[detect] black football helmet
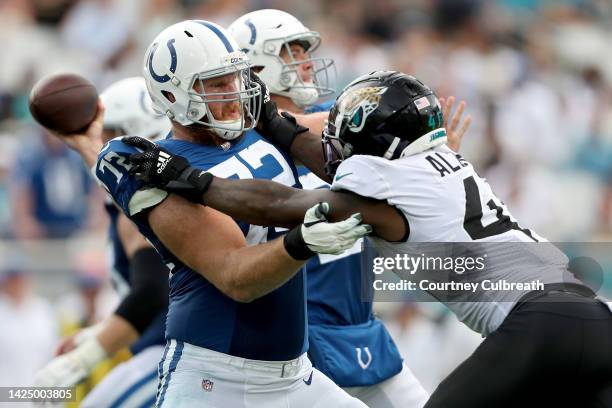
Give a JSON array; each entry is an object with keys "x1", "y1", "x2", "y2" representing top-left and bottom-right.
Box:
[{"x1": 323, "y1": 71, "x2": 447, "y2": 176}]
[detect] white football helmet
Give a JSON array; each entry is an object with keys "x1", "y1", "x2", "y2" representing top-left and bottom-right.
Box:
[
  {"x1": 228, "y1": 10, "x2": 335, "y2": 108},
  {"x1": 100, "y1": 77, "x2": 171, "y2": 141},
  {"x1": 143, "y1": 20, "x2": 261, "y2": 140}
]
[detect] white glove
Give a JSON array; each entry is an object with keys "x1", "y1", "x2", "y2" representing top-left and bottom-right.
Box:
[
  {"x1": 34, "y1": 337, "x2": 106, "y2": 387},
  {"x1": 55, "y1": 322, "x2": 105, "y2": 357},
  {"x1": 303, "y1": 202, "x2": 370, "y2": 254},
  {"x1": 284, "y1": 202, "x2": 371, "y2": 259}
]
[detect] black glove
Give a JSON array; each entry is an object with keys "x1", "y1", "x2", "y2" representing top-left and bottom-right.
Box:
[
  {"x1": 122, "y1": 136, "x2": 213, "y2": 204},
  {"x1": 251, "y1": 72, "x2": 309, "y2": 152}
]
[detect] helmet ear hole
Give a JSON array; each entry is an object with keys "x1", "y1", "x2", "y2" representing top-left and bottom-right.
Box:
[
  {"x1": 161, "y1": 91, "x2": 176, "y2": 103},
  {"x1": 342, "y1": 143, "x2": 353, "y2": 157},
  {"x1": 280, "y1": 73, "x2": 292, "y2": 87}
]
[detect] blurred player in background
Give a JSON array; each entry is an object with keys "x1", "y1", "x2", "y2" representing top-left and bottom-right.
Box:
[
  {"x1": 93, "y1": 20, "x2": 369, "y2": 407},
  {"x1": 0, "y1": 261, "x2": 57, "y2": 395},
  {"x1": 10, "y1": 127, "x2": 95, "y2": 240},
  {"x1": 35, "y1": 77, "x2": 171, "y2": 408},
  {"x1": 229, "y1": 10, "x2": 471, "y2": 407}
]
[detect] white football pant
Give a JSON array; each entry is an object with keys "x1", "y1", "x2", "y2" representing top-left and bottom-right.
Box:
[{"x1": 155, "y1": 340, "x2": 367, "y2": 408}]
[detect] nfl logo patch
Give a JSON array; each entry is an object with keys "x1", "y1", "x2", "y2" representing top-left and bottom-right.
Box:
[{"x1": 201, "y1": 379, "x2": 214, "y2": 392}]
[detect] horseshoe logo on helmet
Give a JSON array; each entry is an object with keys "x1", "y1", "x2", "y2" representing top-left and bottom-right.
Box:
[{"x1": 147, "y1": 38, "x2": 178, "y2": 83}]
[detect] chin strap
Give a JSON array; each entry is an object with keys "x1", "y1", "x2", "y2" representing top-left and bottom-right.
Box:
[{"x1": 289, "y1": 87, "x2": 319, "y2": 108}]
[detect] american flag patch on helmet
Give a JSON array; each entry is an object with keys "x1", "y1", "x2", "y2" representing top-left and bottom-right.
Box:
[{"x1": 414, "y1": 96, "x2": 430, "y2": 110}]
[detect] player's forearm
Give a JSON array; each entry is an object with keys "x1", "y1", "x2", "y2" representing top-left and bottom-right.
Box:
[
  {"x1": 149, "y1": 195, "x2": 305, "y2": 302},
  {"x1": 290, "y1": 131, "x2": 332, "y2": 182},
  {"x1": 96, "y1": 315, "x2": 139, "y2": 355},
  {"x1": 288, "y1": 112, "x2": 329, "y2": 181},
  {"x1": 165, "y1": 226, "x2": 304, "y2": 303},
  {"x1": 64, "y1": 135, "x2": 103, "y2": 169},
  {"x1": 76, "y1": 142, "x2": 101, "y2": 169},
  {"x1": 203, "y1": 177, "x2": 325, "y2": 228},
  {"x1": 291, "y1": 111, "x2": 328, "y2": 137},
  {"x1": 203, "y1": 177, "x2": 401, "y2": 239},
  {"x1": 222, "y1": 238, "x2": 305, "y2": 302}
]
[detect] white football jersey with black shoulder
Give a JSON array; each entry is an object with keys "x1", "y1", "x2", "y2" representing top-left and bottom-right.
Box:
[{"x1": 331, "y1": 144, "x2": 579, "y2": 336}]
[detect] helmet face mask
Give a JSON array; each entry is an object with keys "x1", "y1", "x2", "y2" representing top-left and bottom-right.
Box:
[
  {"x1": 268, "y1": 32, "x2": 335, "y2": 107},
  {"x1": 185, "y1": 67, "x2": 261, "y2": 138},
  {"x1": 323, "y1": 71, "x2": 448, "y2": 177},
  {"x1": 322, "y1": 124, "x2": 344, "y2": 177},
  {"x1": 144, "y1": 20, "x2": 262, "y2": 141}
]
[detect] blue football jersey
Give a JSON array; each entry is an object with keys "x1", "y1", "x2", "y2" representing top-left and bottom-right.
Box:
[
  {"x1": 298, "y1": 167, "x2": 403, "y2": 386},
  {"x1": 305, "y1": 100, "x2": 334, "y2": 114},
  {"x1": 130, "y1": 310, "x2": 167, "y2": 355},
  {"x1": 95, "y1": 130, "x2": 307, "y2": 361},
  {"x1": 13, "y1": 140, "x2": 92, "y2": 238}
]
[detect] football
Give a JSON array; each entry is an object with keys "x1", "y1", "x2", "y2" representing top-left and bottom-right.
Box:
[{"x1": 29, "y1": 73, "x2": 99, "y2": 134}]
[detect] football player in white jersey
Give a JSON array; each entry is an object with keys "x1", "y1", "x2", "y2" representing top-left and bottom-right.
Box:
[{"x1": 124, "y1": 70, "x2": 612, "y2": 407}]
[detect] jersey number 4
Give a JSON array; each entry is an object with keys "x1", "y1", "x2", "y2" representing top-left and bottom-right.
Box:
[{"x1": 463, "y1": 176, "x2": 536, "y2": 241}]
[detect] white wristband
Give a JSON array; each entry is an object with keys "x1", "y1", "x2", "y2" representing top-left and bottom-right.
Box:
[
  {"x1": 72, "y1": 336, "x2": 107, "y2": 371},
  {"x1": 73, "y1": 322, "x2": 105, "y2": 346}
]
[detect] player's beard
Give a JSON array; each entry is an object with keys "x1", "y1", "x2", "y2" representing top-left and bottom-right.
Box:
[
  {"x1": 187, "y1": 100, "x2": 245, "y2": 145},
  {"x1": 183, "y1": 122, "x2": 218, "y2": 144},
  {"x1": 219, "y1": 100, "x2": 241, "y2": 122},
  {"x1": 187, "y1": 100, "x2": 241, "y2": 129}
]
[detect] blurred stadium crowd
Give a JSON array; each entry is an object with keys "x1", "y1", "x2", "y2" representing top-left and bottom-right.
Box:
[{"x1": 0, "y1": 0, "x2": 611, "y2": 400}]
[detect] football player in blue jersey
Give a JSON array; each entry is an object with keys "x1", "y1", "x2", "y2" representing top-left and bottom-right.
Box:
[
  {"x1": 227, "y1": 10, "x2": 472, "y2": 407},
  {"x1": 34, "y1": 77, "x2": 172, "y2": 407},
  {"x1": 56, "y1": 20, "x2": 370, "y2": 407}
]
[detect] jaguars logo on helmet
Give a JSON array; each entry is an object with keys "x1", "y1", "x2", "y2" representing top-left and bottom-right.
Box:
[
  {"x1": 323, "y1": 71, "x2": 447, "y2": 177},
  {"x1": 338, "y1": 86, "x2": 387, "y2": 133}
]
